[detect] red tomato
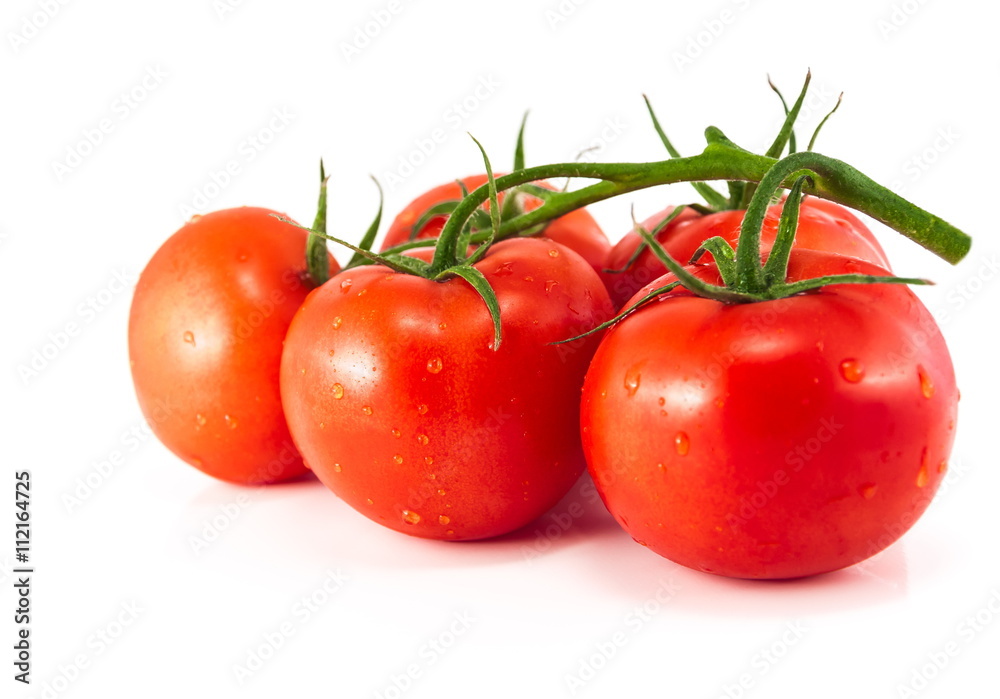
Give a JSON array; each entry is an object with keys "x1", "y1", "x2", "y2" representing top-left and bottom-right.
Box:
[
  {"x1": 129, "y1": 207, "x2": 336, "y2": 484},
  {"x1": 581, "y1": 249, "x2": 957, "y2": 579},
  {"x1": 281, "y1": 237, "x2": 614, "y2": 540},
  {"x1": 601, "y1": 198, "x2": 891, "y2": 309},
  {"x1": 381, "y1": 174, "x2": 611, "y2": 275}
]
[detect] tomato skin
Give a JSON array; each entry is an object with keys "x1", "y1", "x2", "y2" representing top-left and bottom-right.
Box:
[
  {"x1": 581, "y1": 250, "x2": 957, "y2": 579},
  {"x1": 601, "y1": 199, "x2": 891, "y2": 309},
  {"x1": 380, "y1": 174, "x2": 611, "y2": 275},
  {"x1": 129, "y1": 207, "x2": 336, "y2": 484},
  {"x1": 281, "y1": 237, "x2": 614, "y2": 540}
]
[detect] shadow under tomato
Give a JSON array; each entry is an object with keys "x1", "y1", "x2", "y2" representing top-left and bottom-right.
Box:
[{"x1": 570, "y1": 530, "x2": 920, "y2": 619}]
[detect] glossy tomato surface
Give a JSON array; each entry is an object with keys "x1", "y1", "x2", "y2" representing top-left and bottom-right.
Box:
[
  {"x1": 381, "y1": 174, "x2": 611, "y2": 275},
  {"x1": 129, "y1": 207, "x2": 335, "y2": 484},
  {"x1": 281, "y1": 237, "x2": 614, "y2": 540},
  {"x1": 581, "y1": 249, "x2": 957, "y2": 579},
  {"x1": 601, "y1": 198, "x2": 891, "y2": 308}
]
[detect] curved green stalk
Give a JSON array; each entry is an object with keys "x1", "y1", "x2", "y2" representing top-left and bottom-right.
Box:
[{"x1": 432, "y1": 133, "x2": 971, "y2": 268}]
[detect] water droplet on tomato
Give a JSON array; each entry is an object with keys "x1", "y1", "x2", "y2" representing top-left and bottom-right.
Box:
[
  {"x1": 445, "y1": 529, "x2": 455, "y2": 536},
  {"x1": 858, "y1": 483, "x2": 878, "y2": 499},
  {"x1": 339, "y1": 279, "x2": 353, "y2": 293},
  {"x1": 548, "y1": 249, "x2": 559, "y2": 258},
  {"x1": 523, "y1": 276, "x2": 534, "y2": 282},
  {"x1": 331, "y1": 383, "x2": 345, "y2": 399},
  {"x1": 194, "y1": 413, "x2": 207, "y2": 428},
  {"x1": 183, "y1": 331, "x2": 196, "y2": 346},
  {"x1": 237, "y1": 253, "x2": 248, "y2": 262},
  {"x1": 438, "y1": 323, "x2": 447, "y2": 330},
  {"x1": 544, "y1": 280, "x2": 559, "y2": 293},
  {"x1": 416, "y1": 434, "x2": 429, "y2": 446},
  {"x1": 332, "y1": 316, "x2": 343, "y2": 329},
  {"x1": 917, "y1": 450, "x2": 929, "y2": 488},
  {"x1": 319, "y1": 422, "x2": 325, "y2": 430},
  {"x1": 426, "y1": 357, "x2": 443, "y2": 374},
  {"x1": 938, "y1": 460, "x2": 948, "y2": 474},
  {"x1": 494, "y1": 261, "x2": 514, "y2": 276},
  {"x1": 366, "y1": 498, "x2": 374, "y2": 506},
  {"x1": 624, "y1": 364, "x2": 642, "y2": 397},
  {"x1": 658, "y1": 397, "x2": 666, "y2": 406},
  {"x1": 224, "y1": 414, "x2": 238, "y2": 429},
  {"x1": 417, "y1": 404, "x2": 428, "y2": 415},
  {"x1": 393, "y1": 454, "x2": 404, "y2": 464},
  {"x1": 188, "y1": 214, "x2": 203, "y2": 223},
  {"x1": 839, "y1": 359, "x2": 865, "y2": 383},
  {"x1": 674, "y1": 431, "x2": 690, "y2": 456},
  {"x1": 391, "y1": 428, "x2": 401, "y2": 438},
  {"x1": 438, "y1": 515, "x2": 451, "y2": 525},
  {"x1": 402, "y1": 510, "x2": 421, "y2": 525},
  {"x1": 437, "y1": 489, "x2": 447, "y2": 496},
  {"x1": 333, "y1": 463, "x2": 342, "y2": 473},
  {"x1": 424, "y1": 456, "x2": 434, "y2": 466},
  {"x1": 357, "y1": 289, "x2": 367, "y2": 297},
  {"x1": 918, "y1": 366, "x2": 935, "y2": 399}
]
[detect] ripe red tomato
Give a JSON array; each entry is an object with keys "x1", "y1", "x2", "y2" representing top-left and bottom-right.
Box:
[
  {"x1": 281, "y1": 237, "x2": 614, "y2": 540},
  {"x1": 381, "y1": 174, "x2": 611, "y2": 275},
  {"x1": 129, "y1": 207, "x2": 336, "y2": 484},
  {"x1": 602, "y1": 198, "x2": 891, "y2": 309},
  {"x1": 581, "y1": 249, "x2": 957, "y2": 579}
]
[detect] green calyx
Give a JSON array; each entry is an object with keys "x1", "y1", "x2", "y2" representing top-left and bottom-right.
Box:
[
  {"x1": 305, "y1": 160, "x2": 331, "y2": 286},
  {"x1": 286, "y1": 75, "x2": 972, "y2": 355}
]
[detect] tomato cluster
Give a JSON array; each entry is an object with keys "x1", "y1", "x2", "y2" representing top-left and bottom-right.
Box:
[{"x1": 128, "y1": 91, "x2": 967, "y2": 580}]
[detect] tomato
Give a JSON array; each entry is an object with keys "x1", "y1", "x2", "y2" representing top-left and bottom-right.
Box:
[
  {"x1": 601, "y1": 198, "x2": 891, "y2": 309},
  {"x1": 581, "y1": 249, "x2": 957, "y2": 579},
  {"x1": 381, "y1": 174, "x2": 611, "y2": 275},
  {"x1": 129, "y1": 207, "x2": 336, "y2": 484},
  {"x1": 280, "y1": 237, "x2": 614, "y2": 540}
]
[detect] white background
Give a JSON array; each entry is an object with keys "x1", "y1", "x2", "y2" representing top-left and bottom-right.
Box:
[{"x1": 3, "y1": 0, "x2": 999, "y2": 697}]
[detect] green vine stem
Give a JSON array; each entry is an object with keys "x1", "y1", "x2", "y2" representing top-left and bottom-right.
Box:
[{"x1": 427, "y1": 128, "x2": 971, "y2": 273}]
